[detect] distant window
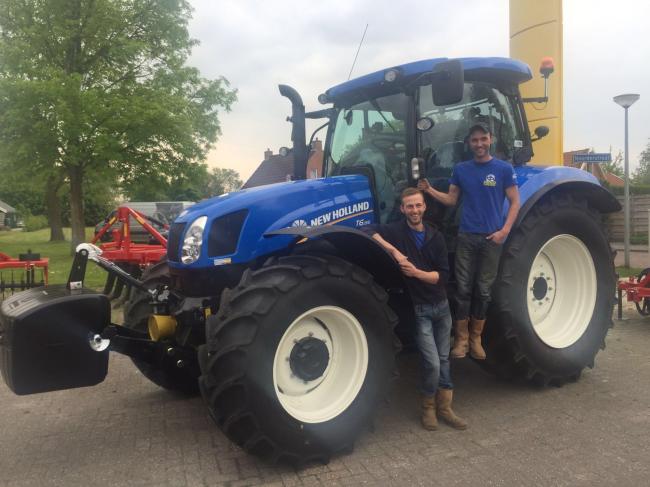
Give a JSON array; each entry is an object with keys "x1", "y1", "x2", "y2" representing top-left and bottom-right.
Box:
[{"x1": 310, "y1": 169, "x2": 318, "y2": 179}]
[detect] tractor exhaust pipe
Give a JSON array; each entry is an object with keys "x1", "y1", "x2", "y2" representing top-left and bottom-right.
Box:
[{"x1": 279, "y1": 84, "x2": 307, "y2": 180}]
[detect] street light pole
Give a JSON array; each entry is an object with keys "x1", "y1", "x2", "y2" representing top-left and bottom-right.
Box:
[{"x1": 613, "y1": 93, "x2": 640, "y2": 268}]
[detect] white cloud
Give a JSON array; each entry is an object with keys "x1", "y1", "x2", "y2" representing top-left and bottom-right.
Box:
[{"x1": 187, "y1": 0, "x2": 649, "y2": 179}]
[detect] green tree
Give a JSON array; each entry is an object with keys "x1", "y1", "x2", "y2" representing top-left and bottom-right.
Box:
[
  {"x1": 202, "y1": 167, "x2": 243, "y2": 198},
  {"x1": 121, "y1": 164, "x2": 242, "y2": 202},
  {"x1": 632, "y1": 140, "x2": 650, "y2": 184},
  {"x1": 0, "y1": 0, "x2": 236, "y2": 249},
  {"x1": 602, "y1": 150, "x2": 624, "y2": 178}
]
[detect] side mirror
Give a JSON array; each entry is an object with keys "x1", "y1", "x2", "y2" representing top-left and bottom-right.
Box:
[
  {"x1": 532, "y1": 125, "x2": 550, "y2": 142},
  {"x1": 513, "y1": 146, "x2": 532, "y2": 166},
  {"x1": 431, "y1": 60, "x2": 464, "y2": 106}
]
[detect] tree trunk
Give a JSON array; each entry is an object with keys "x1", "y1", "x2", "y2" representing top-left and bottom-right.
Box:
[
  {"x1": 68, "y1": 165, "x2": 86, "y2": 253},
  {"x1": 46, "y1": 175, "x2": 65, "y2": 241}
]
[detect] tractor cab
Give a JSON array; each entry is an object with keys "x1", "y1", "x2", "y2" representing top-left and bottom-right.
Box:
[{"x1": 319, "y1": 57, "x2": 534, "y2": 232}]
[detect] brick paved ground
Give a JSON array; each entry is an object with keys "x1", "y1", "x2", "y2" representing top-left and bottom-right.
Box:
[{"x1": 1, "y1": 304, "x2": 649, "y2": 487}]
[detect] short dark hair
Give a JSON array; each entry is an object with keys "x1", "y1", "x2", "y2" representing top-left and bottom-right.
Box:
[
  {"x1": 400, "y1": 187, "x2": 424, "y2": 203},
  {"x1": 468, "y1": 123, "x2": 492, "y2": 137}
]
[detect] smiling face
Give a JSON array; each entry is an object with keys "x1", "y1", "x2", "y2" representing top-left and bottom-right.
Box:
[
  {"x1": 469, "y1": 129, "x2": 492, "y2": 162},
  {"x1": 400, "y1": 192, "x2": 426, "y2": 229}
]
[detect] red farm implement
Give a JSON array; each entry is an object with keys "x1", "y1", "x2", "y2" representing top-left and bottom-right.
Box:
[
  {"x1": 0, "y1": 250, "x2": 49, "y2": 299},
  {"x1": 617, "y1": 268, "x2": 650, "y2": 318},
  {"x1": 92, "y1": 206, "x2": 168, "y2": 301}
]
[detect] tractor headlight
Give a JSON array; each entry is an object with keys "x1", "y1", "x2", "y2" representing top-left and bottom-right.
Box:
[{"x1": 181, "y1": 216, "x2": 207, "y2": 264}]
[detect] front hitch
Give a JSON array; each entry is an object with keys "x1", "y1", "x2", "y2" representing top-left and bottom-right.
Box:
[{"x1": 0, "y1": 245, "x2": 191, "y2": 396}]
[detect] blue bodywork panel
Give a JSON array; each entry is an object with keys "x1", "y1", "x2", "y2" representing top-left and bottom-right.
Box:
[
  {"x1": 168, "y1": 175, "x2": 375, "y2": 270},
  {"x1": 168, "y1": 165, "x2": 607, "y2": 272},
  {"x1": 325, "y1": 57, "x2": 532, "y2": 104}
]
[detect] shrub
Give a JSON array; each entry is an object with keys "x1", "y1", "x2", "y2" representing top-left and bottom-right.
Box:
[{"x1": 23, "y1": 214, "x2": 48, "y2": 232}]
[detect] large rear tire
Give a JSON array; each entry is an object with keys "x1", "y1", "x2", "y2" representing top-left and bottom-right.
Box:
[
  {"x1": 123, "y1": 261, "x2": 200, "y2": 395},
  {"x1": 484, "y1": 193, "x2": 616, "y2": 386},
  {"x1": 198, "y1": 255, "x2": 396, "y2": 464}
]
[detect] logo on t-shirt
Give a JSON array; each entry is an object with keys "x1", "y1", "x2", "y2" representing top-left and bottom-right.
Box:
[{"x1": 483, "y1": 174, "x2": 497, "y2": 187}]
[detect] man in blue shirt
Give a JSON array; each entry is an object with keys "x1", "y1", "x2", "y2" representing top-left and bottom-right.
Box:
[{"x1": 418, "y1": 124, "x2": 520, "y2": 360}]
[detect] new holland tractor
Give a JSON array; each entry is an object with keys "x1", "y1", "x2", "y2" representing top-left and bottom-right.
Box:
[{"x1": 0, "y1": 57, "x2": 619, "y2": 465}]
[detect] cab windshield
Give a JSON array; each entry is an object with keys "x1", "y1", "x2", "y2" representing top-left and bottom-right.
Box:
[
  {"x1": 417, "y1": 82, "x2": 524, "y2": 180},
  {"x1": 327, "y1": 92, "x2": 409, "y2": 222}
]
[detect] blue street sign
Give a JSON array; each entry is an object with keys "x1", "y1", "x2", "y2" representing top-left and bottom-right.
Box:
[{"x1": 572, "y1": 153, "x2": 612, "y2": 163}]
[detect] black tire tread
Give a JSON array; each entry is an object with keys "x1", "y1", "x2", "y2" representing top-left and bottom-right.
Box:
[
  {"x1": 484, "y1": 192, "x2": 616, "y2": 387},
  {"x1": 198, "y1": 254, "x2": 397, "y2": 465}
]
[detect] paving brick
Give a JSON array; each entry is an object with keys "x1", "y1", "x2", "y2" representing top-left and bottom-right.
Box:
[{"x1": 1, "y1": 306, "x2": 649, "y2": 486}]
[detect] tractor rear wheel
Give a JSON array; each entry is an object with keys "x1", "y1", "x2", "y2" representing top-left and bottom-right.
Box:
[
  {"x1": 484, "y1": 193, "x2": 615, "y2": 386},
  {"x1": 198, "y1": 255, "x2": 396, "y2": 465},
  {"x1": 123, "y1": 261, "x2": 200, "y2": 395}
]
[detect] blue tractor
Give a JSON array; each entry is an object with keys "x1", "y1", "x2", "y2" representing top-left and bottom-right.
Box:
[{"x1": 0, "y1": 57, "x2": 619, "y2": 464}]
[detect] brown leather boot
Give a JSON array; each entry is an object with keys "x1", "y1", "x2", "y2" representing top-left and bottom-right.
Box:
[
  {"x1": 436, "y1": 389, "x2": 468, "y2": 430},
  {"x1": 421, "y1": 395, "x2": 438, "y2": 430},
  {"x1": 469, "y1": 317, "x2": 486, "y2": 360},
  {"x1": 450, "y1": 318, "x2": 469, "y2": 358}
]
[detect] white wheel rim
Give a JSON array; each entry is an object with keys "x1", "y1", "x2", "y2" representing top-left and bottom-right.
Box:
[
  {"x1": 526, "y1": 234, "x2": 597, "y2": 348},
  {"x1": 272, "y1": 306, "x2": 368, "y2": 423}
]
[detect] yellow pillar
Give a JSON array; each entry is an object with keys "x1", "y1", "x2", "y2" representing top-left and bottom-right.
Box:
[{"x1": 510, "y1": 0, "x2": 563, "y2": 165}]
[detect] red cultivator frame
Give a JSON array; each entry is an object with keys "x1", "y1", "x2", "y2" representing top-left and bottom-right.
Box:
[
  {"x1": 617, "y1": 269, "x2": 650, "y2": 318},
  {"x1": 0, "y1": 251, "x2": 49, "y2": 298},
  {"x1": 92, "y1": 206, "x2": 168, "y2": 299}
]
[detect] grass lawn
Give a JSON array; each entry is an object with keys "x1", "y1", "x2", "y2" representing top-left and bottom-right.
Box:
[
  {"x1": 0, "y1": 228, "x2": 107, "y2": 289},
  {"x1": 2, "y1": 228, "x2": 642, "y2": 292},
  {"x1": 616, "y1": 266, "x2": 643, "y2": 278}
]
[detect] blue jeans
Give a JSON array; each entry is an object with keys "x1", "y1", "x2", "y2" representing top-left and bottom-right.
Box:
[{"x1": 414, "y1": 300, "x2": 453, "y2": 396}]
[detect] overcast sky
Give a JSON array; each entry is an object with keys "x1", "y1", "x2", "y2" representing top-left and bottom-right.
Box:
[{"x1": 187, "y1": 0, "x2": 649, "y2": 180}]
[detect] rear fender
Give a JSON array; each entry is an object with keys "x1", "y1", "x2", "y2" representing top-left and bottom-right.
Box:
[{"x1": 516, "y1": 174, "x2": 621, "y2": 228}]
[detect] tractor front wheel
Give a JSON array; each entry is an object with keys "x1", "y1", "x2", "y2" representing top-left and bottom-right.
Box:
[{"x1": 198, "y1": 255, "x2": 396, "y2": 464}]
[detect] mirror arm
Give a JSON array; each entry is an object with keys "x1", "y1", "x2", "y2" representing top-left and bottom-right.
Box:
[{"x1": 306, "y1": 108, "x2": 335, "y2": 119}]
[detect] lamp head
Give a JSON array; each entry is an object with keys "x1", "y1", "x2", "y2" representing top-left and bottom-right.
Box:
[{"x1": 613, "y1": 94, "x2": 640, "y2": 108}]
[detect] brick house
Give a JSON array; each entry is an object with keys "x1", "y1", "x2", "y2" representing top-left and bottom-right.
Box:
[
  {"x1": 563, "y1": 149, "x2": 624, "y2": 188},
  {"x1": 242, "y1": 139, "x2": 324, "y2": 189}
]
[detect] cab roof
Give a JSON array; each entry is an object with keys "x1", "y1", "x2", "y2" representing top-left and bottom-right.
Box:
[{"x1": 325, "y1": 57, "x2": 532, "y2": 105}]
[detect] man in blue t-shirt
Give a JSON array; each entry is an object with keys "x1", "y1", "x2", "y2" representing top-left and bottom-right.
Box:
[{"x1": 418, "y1": 124, "x2": 520, "y2": 360}]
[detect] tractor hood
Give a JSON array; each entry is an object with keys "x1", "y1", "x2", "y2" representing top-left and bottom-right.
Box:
[{"x1": 167, "y1": 175, "x2": 375, "y2": 270}]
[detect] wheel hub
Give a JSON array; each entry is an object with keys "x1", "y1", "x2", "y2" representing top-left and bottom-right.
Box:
[
  {"x1": 532, "y1": 276, "x2": 549, "y2": 300},
  {"x1": 273, "y1": 306, "x2": 369, "y2": 423},
  {"x1": 289, "y1": 337, "x2": 330, "y2": 381},
  {"x1": 526, "y1": 234, "x2": 597, "y2": 348}
]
